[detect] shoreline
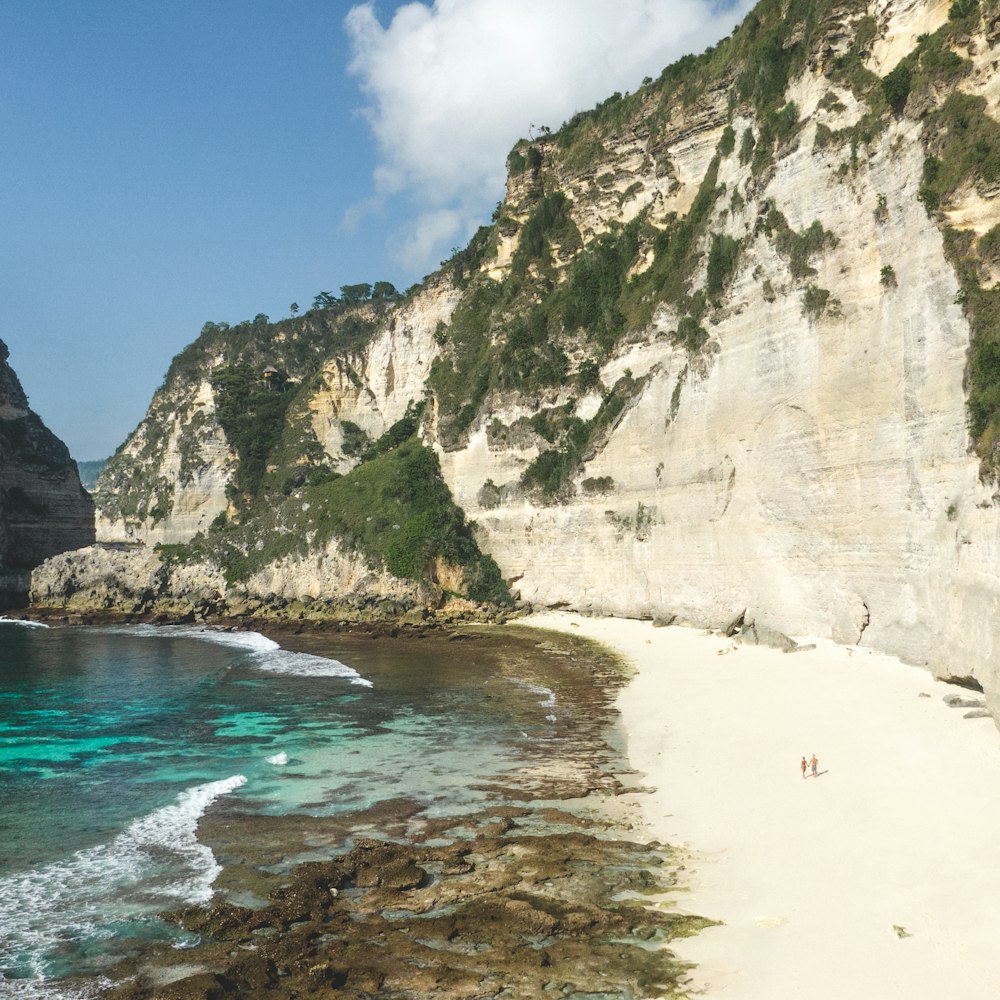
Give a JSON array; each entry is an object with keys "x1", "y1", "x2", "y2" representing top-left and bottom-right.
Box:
[
  {"x1": 9, "y1": 616, "x2": 695, "y2": 999},
  {"x1": 525, "y1": 611, "x2": 1000, "y2": 999}
]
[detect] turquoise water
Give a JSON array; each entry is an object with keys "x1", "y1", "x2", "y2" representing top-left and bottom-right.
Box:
[{"x1": 0, "y1": 620, "x2": 566, "y2": 996}]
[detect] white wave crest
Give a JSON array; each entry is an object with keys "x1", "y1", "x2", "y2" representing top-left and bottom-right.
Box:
[
  {"x1": 510, "y1": 679, "x2": 557, "y2": 710},
  {"x1": 266, "y1": 751, "x2": 289, "y2": 766},
  {"x1": 94, "y1": 625, "x2": 372, "y2": 687},
  {"x1": 0, "y1": 775, "x2": 245, "y2": 984},
  {"x1": 0, "y1": 617, "x2": 50, "y2": 629}
]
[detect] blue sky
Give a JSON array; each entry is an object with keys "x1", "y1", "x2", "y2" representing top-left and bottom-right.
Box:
[{"x1": 0, "y1": 0, "x2": 747, "y2": 461}]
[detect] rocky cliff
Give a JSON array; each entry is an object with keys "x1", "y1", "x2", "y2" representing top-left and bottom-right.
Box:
[
  {"x1": 0, "y1": 339, "x2": 94, "y2": 605},
  {"x1": 32, "y1": 0, "x2": 1000, "y2": 715}
]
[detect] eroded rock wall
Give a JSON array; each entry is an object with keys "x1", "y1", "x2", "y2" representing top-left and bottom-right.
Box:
[
  {"x1": 433, "y1": 6, "x2": 1000, "y2": 710},
  {"x1": 0, "y1": 340, "x2": 94, "y2": 596}
]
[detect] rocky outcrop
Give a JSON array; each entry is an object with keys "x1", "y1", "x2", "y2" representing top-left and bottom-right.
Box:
[
  {"x1": 0, "y1": 339, "x2": 93, "y2": 604},
  {"x1": 30, "y1": 541, "x2": 425, "y2": 622}
]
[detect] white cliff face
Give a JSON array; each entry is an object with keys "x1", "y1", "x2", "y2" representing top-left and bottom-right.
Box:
[
  {"x1": 437, "y1": 21, "x2": 1000, "y2": 711},
  {"x1": 97, "y1": 379, "x2": 234, "y2": 545},
  {"x1": 307, "y1": 280, "x2": 460, "y2": 465}
]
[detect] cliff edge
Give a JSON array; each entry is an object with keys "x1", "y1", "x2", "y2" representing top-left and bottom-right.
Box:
[{"x1": 0, "y1": 339, "x2": 94, "y2": 606}]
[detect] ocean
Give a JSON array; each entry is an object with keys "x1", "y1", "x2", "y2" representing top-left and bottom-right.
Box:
[{"x1": 0, "y1": 618, "x2": 624, "y2": 997}]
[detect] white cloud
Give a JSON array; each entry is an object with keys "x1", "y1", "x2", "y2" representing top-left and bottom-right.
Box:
[
  {"x1": 345, "y1": 0, "x2": 750, "y2": 274},
  {"x1": 391, "y1": 206, "x2": 465, "y2": 273}
]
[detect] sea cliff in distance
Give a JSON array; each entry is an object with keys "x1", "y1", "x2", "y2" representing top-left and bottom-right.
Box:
[
  {"x1": 26, "y1": 0, "x2": 1000, "y2": 724},
  {"x1": 0, "y1": 338, "x2": 94, "y2": 607}
]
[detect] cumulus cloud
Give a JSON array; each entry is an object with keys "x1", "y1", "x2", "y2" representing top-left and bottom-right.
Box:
[{"x1": 345, "y1": 0, "x2": 750, "y2": 274}]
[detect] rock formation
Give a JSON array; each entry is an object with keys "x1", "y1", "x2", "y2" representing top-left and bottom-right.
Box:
[
  {"x1": 0, "y1": 339, "x2": 94, "y2": 606},
  {"x1": 31, "y1": 0, "x2": 1000, "y2": 719}
]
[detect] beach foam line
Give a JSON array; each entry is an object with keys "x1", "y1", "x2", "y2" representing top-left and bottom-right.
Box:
[
  {"x1": 94, "y1": 624, "x2": 373, "y2": 686},
  {"x1": 507, "y1": 678, "x2": 558, "y2": 715},
  {"x1": 0, "y1": 775, "x2": 245, "y2": 985}
]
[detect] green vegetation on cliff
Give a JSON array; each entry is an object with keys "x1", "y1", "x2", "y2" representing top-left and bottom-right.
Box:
[
  {"x1": 210, "y1": 363, "x2": 302, "y2": 503},
  {"x1": 99, "y1": 301, "x2": 385, "y2": 528},
  {"x1": 163, "y1": 413, "x2": 510, "y2": 605},
  {"x1": 900, "y1": 3, "x2": 1000, "y2": 468}
]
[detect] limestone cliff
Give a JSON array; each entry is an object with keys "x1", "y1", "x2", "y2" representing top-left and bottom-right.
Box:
[
  {"x1": 34, "y1": 0, "x2": 1000, "y2": 717},
  {"x1": 0, "y1": 339, "x2": 94, "y2": 604}
]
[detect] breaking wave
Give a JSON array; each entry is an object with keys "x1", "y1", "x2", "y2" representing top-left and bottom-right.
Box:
[
  {"x1": 0, "y1": 775, "x2": 245, "y2": 987},
  {"x1": 96, "y1": 625, "x2": 372, "y2": 686}
]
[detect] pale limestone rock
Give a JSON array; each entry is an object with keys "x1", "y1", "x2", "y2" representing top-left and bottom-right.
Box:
[
  {"x1": 31, "y1": 538, "x2": 422, "y2": 615},
  {"x1": 869, "y1": 0, "x2": 951, "y2": 74},
  {"x1": 97, "y1": 379, "x2": 234, "y2": 545},
  {"x1": 243, "y1": 542, "x2": 422, "y2": 606},
  {"x1": 438, "y1": 68, "x2": 1000, "y2": 708},
  {"x1": 307, "y1": 280, "x2": 461, "y2": 465}
]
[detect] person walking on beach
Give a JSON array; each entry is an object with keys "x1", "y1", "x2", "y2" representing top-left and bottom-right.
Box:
[
  {"x1": 810, "y1": 754, "x2": 818, "y2": 777},
  {"x1": 801, "y1": 756, "x2": 807, "y2": 779}
]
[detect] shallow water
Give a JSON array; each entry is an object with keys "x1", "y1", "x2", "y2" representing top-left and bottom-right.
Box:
[{"x1": 0, "y1": 621, "x2": 586, "y2": 995}]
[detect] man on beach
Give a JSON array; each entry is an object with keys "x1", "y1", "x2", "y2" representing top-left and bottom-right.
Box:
[
  {"x1": 810, "y1": 754, "x2": 818, "y2": 777},
  {"x1": 801, "y1": 756, "x2": 807, "y2": 779}
]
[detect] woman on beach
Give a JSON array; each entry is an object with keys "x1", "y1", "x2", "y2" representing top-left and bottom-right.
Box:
[{"x1": 801, "y1": 756, "x2": 807, "y2": 778}]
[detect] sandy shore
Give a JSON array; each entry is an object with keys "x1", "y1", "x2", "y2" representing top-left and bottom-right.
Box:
[{"x1": 526, "y1": 611, "x2": 1000, "y2": 999}]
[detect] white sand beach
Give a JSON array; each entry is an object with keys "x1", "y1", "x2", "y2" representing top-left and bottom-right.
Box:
[{"x1": 527, "y1": 612, "x2": 1000, "y2": 999}]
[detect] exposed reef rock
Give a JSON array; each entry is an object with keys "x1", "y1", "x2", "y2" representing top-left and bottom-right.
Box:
[
  {"x1": 98, "y1": 824, "x2": 699, "y2": 1000},
  {"x1": 0, "y1": 339, "x2": 93, "y2": 605}
]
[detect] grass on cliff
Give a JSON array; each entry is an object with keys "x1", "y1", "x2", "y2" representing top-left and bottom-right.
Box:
[
  {"x1": 168, "y1": 422, "x2": 511, "y2": 605},
  {"x1": 428, "y1": 0, "x2": 872, "y2": 449},
  {"x1": 428, "y1": 149, "x2": 727, "y2": 450},
  {"x1": 520, "y1": 373, "x2": 641, "y2": 499},
  {"x1": 99, "y1": 303, "x2": 384, "y2": 526},
  {"x1": 210, "y1": 363, "x2": 303, "y2": 504},
  {"x1": 900, "y1": 5, "x2": 1000, "y2": 469}
]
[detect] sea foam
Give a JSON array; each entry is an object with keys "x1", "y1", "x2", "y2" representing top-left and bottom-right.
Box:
[
  {"x1": 0, "y1": 775, "x2": 245, "y2": 987},
  {"x1": 0, "y1": 618, "x2": 50, "y2": 629},
  {"x1": 96, "y1": 624, "x2": 372, "y2": 686},
  {"x1": 510, "y1": 680, "x2": 558, "y2": 709}
]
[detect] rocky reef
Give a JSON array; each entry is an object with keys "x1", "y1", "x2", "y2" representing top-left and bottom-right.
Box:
[
  {"x1": 100, "y1": 813, "x2": 699, "y2": 1000},
  {"x1": 0, "y1": 339, "x2": 93, "y2": 606}
]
